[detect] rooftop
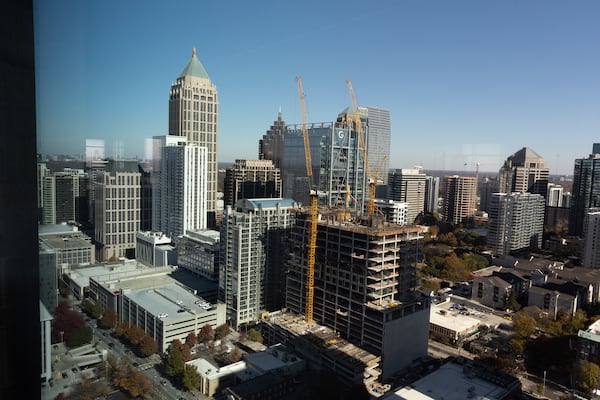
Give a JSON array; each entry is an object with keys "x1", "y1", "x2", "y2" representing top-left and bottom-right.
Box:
[
  {"x1": 263, "y1": 312, "x2": 380, "y2": 369},
  {"x1": 179, "y1": 47, "x2": 210, "y2": 79},
  {"x1": 429, "y1": 306, "x2": 481, "y2": 333},
  {"x1": 384, "y1": 357, "x2": 520, "y2": 400}
]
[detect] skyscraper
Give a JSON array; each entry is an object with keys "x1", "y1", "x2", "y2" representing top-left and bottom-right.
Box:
[
  {"x1": 224, "y1": 159, "x2": 282, "y2": 207},
  {"x1": 582, "y1": 208, "x2": 600, "y2": 268},
  {"x1": 153, "y1": 135, "x2": 207, "y2": 237},
  {"x1": 259, "y1": 111, "x2": 286, "y2": 169},
  {"x1": 365, "y1": 106, "x2": 391, "y2": 189},
  {"x1": 388, "y1": 167, "x2": 426, "y2": 224},
  {"x1": 169, "y1": 48, "x2": 218, "y2": 227},
  {"x1": 219, "y1": 198, "x2": 295, "y2": 328},
  {"x1": 487, "y1": 192, "x2": 545, "y2": 256},
  {"x1": 443, "y1": 175, "x2": 477, "y2": 225},
  {"x1": 569, "y1": 145, "x2": 600, "y2": 236},
  {"x1": 424, "y1": 175, "x2": 440, "y2": 214},
  {"x1": 94, "y1": 160, "x2": 141, "y2": 261},
  {"x1": 498, "y1": 147, "x2": 549, "y2": 197}
]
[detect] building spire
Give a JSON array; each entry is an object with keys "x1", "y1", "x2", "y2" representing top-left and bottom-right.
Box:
[{"x1": 192, "y1": 47, "x2": 197, "y2": 58}]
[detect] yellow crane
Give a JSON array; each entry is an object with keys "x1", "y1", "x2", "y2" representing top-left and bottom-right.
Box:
[
  {"x1": 346, "y1": 79, "x2": 377, "y2": 218},
  {"x1": 296, "y1": 75, "x2": 318, "y2": 323}
]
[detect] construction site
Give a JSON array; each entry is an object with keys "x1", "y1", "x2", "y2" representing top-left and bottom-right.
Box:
[{"x1": 254, "y1": 77, "x2": 432, "y2": 392}]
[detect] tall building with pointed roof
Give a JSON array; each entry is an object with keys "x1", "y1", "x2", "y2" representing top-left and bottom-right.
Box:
[
  {"x1": 498, "y1": 147, "x2": 549, "y2": 197},
  {"x1": 169, "y1": 48, "x2": 218, "y2": 227},
  {"x1": 259, "y1": 110, "x2": 286, "y2": 169}
]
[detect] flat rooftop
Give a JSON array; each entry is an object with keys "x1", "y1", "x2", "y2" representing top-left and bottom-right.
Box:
[
  {"x1": 384, "y1": 358, "x2": 519, "y2": 400},
  {"x1": 429, "y1": 307, "x2": 480, "y2": 333},
  {"x1": 126, "y1": 283, "x2": 215, "y2": 322}
]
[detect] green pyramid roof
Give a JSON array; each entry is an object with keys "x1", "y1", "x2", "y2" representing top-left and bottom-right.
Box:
[{"x1": 179, "y1": 48, "x2": 210, "y2": 79}]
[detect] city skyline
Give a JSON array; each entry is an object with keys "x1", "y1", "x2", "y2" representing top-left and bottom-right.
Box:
[{"x1": 34, "y1": 0, "x2": 600, "y2": 175}]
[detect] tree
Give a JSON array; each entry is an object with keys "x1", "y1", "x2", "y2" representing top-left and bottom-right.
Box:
[
  {"x1": 512, "y1": 311, "x2": 537, "y2": 339},
  {"x1": 165, "y1": 341, "x2": 184, "y2": 378},
  {"x1": 199, "y1": 324, "x2": 214, "y2": 342},
  {"x1": 503, "y1": 291, "x2": 519, "y2": 312},
  {"x1": 247, "y1": 328, "x2": 263, "y2": 344},
  {"x1": 508, "y1": 337, "x2": 526, "y2": 355},
  {"x1": 185, "y1": 331, "x2": 197, "y2": 348},
  {"x1": 574, "y1": 359, "x2": 600, "y2": 396},
  {"x1": 126, "y1": 325, "x2": 146, "y2": 346},
  {"x1": 214, "y1": 323, "x2": 230, "y2": 340},
  {"x1": 99, "y1": 307, "x2": 117, "y2": 329},
  {"x1": 52, "y1": 300, "x2": 85, "y2": 344},
  {"x1": 139, "y1": 335, "x2": 158, "y2": 357},
  {"x1": 182, "y1": 364, "x2": 201, "y2": 391},
  {"x1": 66, "y1": 326, "x2": 93, "y2": 347},
  {"x1": 226, "y1": 347, "x2": 242, "y2": 363}
]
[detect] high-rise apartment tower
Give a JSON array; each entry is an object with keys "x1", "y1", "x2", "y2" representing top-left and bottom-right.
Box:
[
  {"x1": 443, "y1": 175, "x2": 477, "y2": 225},
  {"x1": 487, "y1": 192, "x2": 545, "y2": 256},
  {"x1": 569, "y1": 145, "x2": 600, "y2": 236}
]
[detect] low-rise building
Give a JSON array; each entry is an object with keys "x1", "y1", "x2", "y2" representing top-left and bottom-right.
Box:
[
  {"x1": 186, "y1": 343, "x2": 305, "y2": 398},
  {"x1": 382, "y1": 357, "x2": 521, "y2": 400},
  {"x1": 177, "y1": 229, "x2": 220, "y2": 281},
  {"x1": 429, "y1": 306, "x2": 481, "y2": 344},
  {"x1": 135, "y1": 231, "x2": 175, "y2": 267},
  {"x1": 576, "y1": 320, "x2": 600, "y2": 365}
]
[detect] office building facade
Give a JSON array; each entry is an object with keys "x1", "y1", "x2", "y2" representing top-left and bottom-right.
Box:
[
  {"x1": 94, "y1": 160, "x2": 141, "y2": 261},
  {"x1": 583, "y1": 208, "x2": 600, "y2": 268},
  {"x1": 424, "y1": 175, "x2": 440, "y2": 214},
  {"x1": 570, "y1": 146, "x2": 600, "y2": 236},
  {"x1": 443, "y1": 175, "x2": 477, "y2": 225},
  {"x1": 224, "y1": 159, "x2": 282, "y2": 207},
  {"x1": 259, "y1": 111, "x2": 286, "y2": 169},
  {"x1": 178, "y1": 229, "x2": 221, "y2": 281},
  {"x1": 388, "y1": 167, "x2": 426, "y2": 224},
  {"x1": 487, "y1": 192, "x2": 545, "y2": 256},
  {"x1": 498, "y1": 147, "x2": 549, "y2": 197},
  {"x1": 169, "y1": 48, "x2": 218, "y2": 227}
]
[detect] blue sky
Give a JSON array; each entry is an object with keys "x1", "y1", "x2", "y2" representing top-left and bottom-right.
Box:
[{"x1": 34, "y1": 0, "x2": 600, "y2": 175}]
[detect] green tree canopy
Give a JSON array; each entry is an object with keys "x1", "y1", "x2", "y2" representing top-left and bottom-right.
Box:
[
  {"x1": 574, "y1": 359, "x2": 600, "y2": 395},
  {"x1": 247, "y1": 328, "x2": 263, "y2": 344},
  {"x1": 512, "y1": 311, "x2": 537, "y2": 339},
  {"x1": 165, "y1": 341, "x2": 184, "y2": 378},
  {"x1": 182, "y1": 364, "x2": 201, "y2": 391}
]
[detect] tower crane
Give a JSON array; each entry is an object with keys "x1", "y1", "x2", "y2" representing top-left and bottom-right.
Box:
[
  {"x1": 296, "y1": 75, "x2": 318, "y2": 323},
  {"x1": 346, "y1": 80, "x2": 377, "y2": 219}
]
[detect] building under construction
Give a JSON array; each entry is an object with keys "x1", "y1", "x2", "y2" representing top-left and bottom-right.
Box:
[{"x1": 284, "y1": 208, "x2": 431, "y2": 381}]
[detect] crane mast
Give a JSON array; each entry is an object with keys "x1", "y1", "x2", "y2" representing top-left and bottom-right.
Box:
[
  {"x1": 296, "y1": 75, "x2": 317, "y2": 323},
  {"x1": 346, "y1": 80, "x2": 375, "y2": 217}
]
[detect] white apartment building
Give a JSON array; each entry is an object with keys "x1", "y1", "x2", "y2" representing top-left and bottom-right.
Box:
[
  {"x1": 374, "y1": 199, "x2": 408, "y2": 225},
  {"x1": 135, "y1": 231, "x2": 174, "y2": 267},
  {"x1": 153, "y1": 135, "x2": 207, "y2": 237}
]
